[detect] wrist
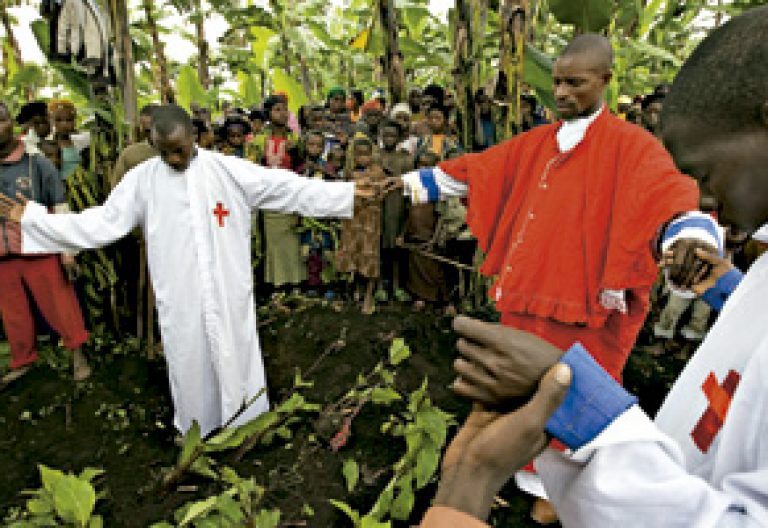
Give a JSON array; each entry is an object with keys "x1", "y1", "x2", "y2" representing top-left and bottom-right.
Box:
[{"x1": 434, "y1": 461, "x2": 505, "y2": 521}]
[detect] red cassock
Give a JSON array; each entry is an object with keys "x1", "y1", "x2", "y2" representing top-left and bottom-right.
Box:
[{"x1": 439, "y1": 110, "x2": 699, "y2": 379}]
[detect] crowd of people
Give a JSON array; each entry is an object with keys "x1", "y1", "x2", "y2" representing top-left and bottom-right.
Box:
[{"x1": 1, "y1": 6, "x2": 767, "y2": 526}]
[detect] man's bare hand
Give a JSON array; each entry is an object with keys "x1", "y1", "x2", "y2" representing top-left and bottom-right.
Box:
[
  {"x1": 666, "y1": 238, "x2": 718, "y2": 289},
  {"x1": 0, "y1": 193, "x2": 27, "y2": 223},
  {"x1": 61, "y1": 254, "x2": 79, "y2": 282},
  {"x1": 451, "y1": 316, "x2": 564, "y2": 407},
  {"x1": 434, "y1": 363, "x2": 572, "y2": 520},
  {"x1": 687, "y1": 247, "x2": 734, "y2": 296}
]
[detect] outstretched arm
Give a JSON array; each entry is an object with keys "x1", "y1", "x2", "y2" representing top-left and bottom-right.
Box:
[
  {"x1": 0, "y1": 170, "x2": 143, "y2": 254},
  {"x1": 221, "y1": 156, "x2": 357, "y2": 218}
]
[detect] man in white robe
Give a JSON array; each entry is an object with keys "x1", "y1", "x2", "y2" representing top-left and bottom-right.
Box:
[
  {"x1": 418, "y1": 7, "x2": 768, "y2": 527},
  {"x1": 0, "y1": 105, "x2": 357, "y2": 437}
]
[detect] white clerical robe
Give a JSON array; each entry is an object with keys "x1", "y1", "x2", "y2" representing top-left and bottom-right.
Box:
[
  {"x1": 536, "y1": 250, "x2": 768, "y2": 527},
  {"x1": 20, "y1": 149, "x2": 354, "y2": 437}
]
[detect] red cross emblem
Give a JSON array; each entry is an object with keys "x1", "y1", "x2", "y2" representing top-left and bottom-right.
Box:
[
  {"x1": 213, "y1": 202, "x2": 229, "y2": 227},
  {"x1": 691, "y1": 370, "x2": 741, "y2": 453}
]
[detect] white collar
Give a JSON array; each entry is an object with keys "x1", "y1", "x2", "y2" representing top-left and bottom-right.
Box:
[
  {"x1": 556, "y1": 105, "x2": 604, "y2": 153},
  {"x1": 752, "y1": 223, "x2": 768, "y2": 243}
]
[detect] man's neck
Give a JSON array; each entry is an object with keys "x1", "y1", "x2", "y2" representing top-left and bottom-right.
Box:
[{"x1": 271, "y1": 125, "x2": 287, "y2": 137}]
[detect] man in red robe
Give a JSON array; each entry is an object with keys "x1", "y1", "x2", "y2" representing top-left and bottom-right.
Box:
[{"x1": 402, "y1": 34, "x2": 717, "y2": 523}]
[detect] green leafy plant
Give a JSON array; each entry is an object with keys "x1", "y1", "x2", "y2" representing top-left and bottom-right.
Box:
[
  {"x1": 331, "y1": 377, "x2": 454, "y2": 525},
  {"x1": 4, "y1": 465, "x2": 105, "y2": 527},
  {"x1": 151, "y1": 467, "x2": 280, "y2": 528}
]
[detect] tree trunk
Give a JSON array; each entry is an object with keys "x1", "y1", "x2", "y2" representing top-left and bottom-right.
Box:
[
  {"x1": 498, "y1": 0, "x2": 528, "y2": 139},
  {"x1": 142, "y1": 0, "x2": 174, "y2": 103},
  {"x1": 193, "y1": 0, "x2": 210, "y2": 89},
  {"x1": 111, "y1": 0, "x2": 137, "y2": 141},
  {"x1": 299, "y1": 55, "x2": 312, "y2": 99},
  {"x1": 453, "y1": 0, "x2": 475, "y2": 149},
  {"x1": 378, "y1": 0, "x2": 405, "y2": 104}
]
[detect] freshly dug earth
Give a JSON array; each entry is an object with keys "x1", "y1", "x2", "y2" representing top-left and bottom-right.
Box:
[{"x1": 0, "y1": 301, "x2": 696, "y2": 527}]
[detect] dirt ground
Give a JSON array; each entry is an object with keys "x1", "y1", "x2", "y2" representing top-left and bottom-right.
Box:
[{"x1": 0, "y1": 299, "x2": 697, "y2": 527}]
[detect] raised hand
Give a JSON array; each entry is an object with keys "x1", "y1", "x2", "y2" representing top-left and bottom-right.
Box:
[
  {"x1": 451, "y1": 316, "x2": 564, "y2": 407},
  {"x1": 0, "y1": 193, "x2": 28, "y2": 223}
]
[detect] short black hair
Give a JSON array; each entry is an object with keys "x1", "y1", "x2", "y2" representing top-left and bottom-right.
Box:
[
  {"x1": 151, "y1": 104, "x2": 194, "y2": 137},
  {"x1": 641, "y1": 93, "x2": 664, "y2": 111},
  {"x1": 663, "y1": 6, "x2": 768, "y2": 132},
  {"x1": 379, "y1": 119, "x2": 403, "y2": 136},
  {"x1": 219, "y1": 116, "x2": 252, "y2": 140},
  {"x1": 352, "y1": 136, "x2": 373, "y2": 150},
  {"x1": 192, "y1": 118, "x2": 210, "y2": 136},
  {"x1": 422, "y1": 84, "x2": 445, "y2": 105},
  {"x1": 426, "y1": 104, "x2": 449, "y2": 119},
  {"x1": 560, "y1": 33, "x2": 613, "y2": 72},
  {"x1": 140, "y1": 103, "x2": 160, "y2": 118},
  {"x1": 16, "y1": 101, "x2": 48, "y2": 124},
  {"x1": 304, "y1": 129, "x2": 325, "y2": 141}
]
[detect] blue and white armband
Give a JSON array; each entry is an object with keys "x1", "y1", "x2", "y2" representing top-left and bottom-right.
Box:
[
  {"x1": 661, "y1": 212, "x2": 725, "y2": 298},
  {"x1": 401, "y1": 167, "x2": 467, "y2": 204}
]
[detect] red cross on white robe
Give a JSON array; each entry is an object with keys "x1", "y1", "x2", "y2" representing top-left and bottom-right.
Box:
[
  {"x1": 691, "y1": 370, "x2": 741, "y2": 453},
  {"x1": 213, "y1": 202, "x2": 229, "y2": 227}
]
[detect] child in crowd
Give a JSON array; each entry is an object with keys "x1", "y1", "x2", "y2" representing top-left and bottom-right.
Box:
[
  {"x1": 416, "y1": 104, "x2": 463, "y2": 161},
  {"x1": 404, "y1": 151, "x2": 447, "y2": 310},
  {"x1": 250, "y1": 95, "x2": 305, "y2": 291},
  {"x1": 49, "y1": 100, "x2": 89, "y2": 181},
  {"x1": 379, "y1": 119, "x2": 413, "y2": 299},
  {"x1": 192, "y1": 119, "x2": 215, "y2": 149},
  {"x1": 249, "y1": 109, "x2": 266, "y2": 138},
  {"x1": 324, "y1": 145, "x2": 346, "y2": 180},
  {"x1": 356, "y1": 100, "x2": 385, "y2": 141},
  {"x1": 218, "y1": 116, "x2": 252, "y2": 158},
  {"x1": 389, "y1": 103, "x2": 419, "y2": 156},
  {"x1": 336, "y1": 135, "x2": 389, "y2": 314},
  {"x1": 298, "y1": 129, "x2": 327, "y2": 179}
]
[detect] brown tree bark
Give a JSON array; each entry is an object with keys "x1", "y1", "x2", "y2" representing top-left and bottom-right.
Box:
[
  {"x1": 378, "y1": 0, "x2": 405, "y2": 104},
  {"x1": 142, "y1": 0, "x2": 174, "y2": 103},
  {"x1": 192, "y1": 0, "x2": 210, "y2": 89},
  {"x1": 499, "y1": 0, "x2": 528, "y2": 139},
  {"x1": 111, "y1": 0, "x2": 138, "y2": 140}
]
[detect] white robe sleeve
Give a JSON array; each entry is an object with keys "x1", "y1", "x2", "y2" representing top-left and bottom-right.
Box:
[
  {"x1": 224, "y1": 157, "x2": 354, "y2": 218},
  {"x1": 536, "y1": 405, "x2": 767, "y2": 527},
  {"x1": 21, "y1": 169, "x2": 143, "y2": 254}
]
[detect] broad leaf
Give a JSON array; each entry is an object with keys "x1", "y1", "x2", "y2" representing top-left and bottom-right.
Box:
[
  {"x1": 342, "y1": 458, "x2": 359, "y2": 493},
  {"x1": 175, "y1": 65, "x2": 210, "y2": 112},
  {"x1": 329, "y1": 499, "x2": 361, "y2": 525},
  {"x1": 51, "y1": 473, "x2": 97, "y2": 526},
  {"x1": 389, "y1": 480, "x2": 414, "y2": 520},
  {"x1": 271, "y1": 68, "x2": 309, "y2": 115},
  {"x1": 414, "y1": 447, "x2": 440, "y2": 488},
  {"x1": 549, "y1": 0, "x2": 613, "y2": 33},
  {"x1": 371, "y1": 387, "x2": 402, "y2": 405},
  {"x1": 179, "y1": 420, "x2": 202, "y2": 466},
  {"x1": 388, "y1": 338, "x2": 411, "y2": 366}
]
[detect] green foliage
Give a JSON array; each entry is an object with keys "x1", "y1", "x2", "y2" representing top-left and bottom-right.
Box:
[
  {"x1": 342, "y1": 459, "x2": 360, "y2": 493},
  {"x1": 154, "y1": 467, "x2": 279, "y2": 528},
  {"x1": 176, "y1": 65, "x2": 211, "y2": 111},
  {"x1": 549, "y1": 0, "x2": 613, "y2": 33},
  {"x1": 270, "y1": 68, "x2": 308, "y2": 114},
  {"x1": 4, "y1": 465, "x2": 104, "y2": 527}
]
